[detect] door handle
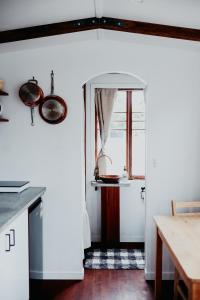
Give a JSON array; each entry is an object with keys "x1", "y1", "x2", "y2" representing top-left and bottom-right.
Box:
[
  {"x1": 5, "y1": 233, "x2": 11, "y2": 252},
  {"x1": 10, "y1": 229, "x2": 15, "y2": 247}
]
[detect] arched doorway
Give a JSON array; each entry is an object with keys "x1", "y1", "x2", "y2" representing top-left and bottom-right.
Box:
[{"x1": 82, "y1": 72, "x2": 147, "y2": 272}]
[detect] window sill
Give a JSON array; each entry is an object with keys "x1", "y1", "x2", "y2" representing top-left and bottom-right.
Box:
[
  {"x1": 129, "y1": 176, "x2": 145, "y2": 180},
  {"x1": 91, "y1": 180, "x2": 130, "y2": 188}
]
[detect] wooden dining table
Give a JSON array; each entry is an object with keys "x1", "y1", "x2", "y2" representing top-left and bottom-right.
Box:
[{"x1": 154, "y1": 215, "x2": 200, "y2": 300}]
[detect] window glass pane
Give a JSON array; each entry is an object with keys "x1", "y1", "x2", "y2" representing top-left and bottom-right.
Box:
[
  {"x1": 132, "y1": 130, "x2": 145, "y2": 175},
  {"x1": 105, "y1": 91, "x2": 126, "y2": 175},
  {"x1": 133, "y1": 91, "x2": 145, "y2": 112},
  {"x1": 132, "y1": 91, "x2": 145, "y2": 176},
  {"x1": 114, "y1": 91, "x2": 126, "y2": 112},
  {"x1": 132, "y1": 112, "x2": 145, "y2": 121},
  {"x1": 111, "y1": 121, "x2": 126, "y2": 130},
  {"x1": 112, "y1": 112, "x2": 126, "y2": 122},
  {"x1": 132, "y1": 122, "x2": 145, "y2": 130},
  {"x1": 106, "y1": 130, "x2": 126, "y2": 175}
]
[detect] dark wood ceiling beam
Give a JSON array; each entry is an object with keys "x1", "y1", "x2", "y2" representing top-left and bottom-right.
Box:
[
  {"x1": 0, "y1": 18, "x2": 99, "y2": 44},
  {"x1": 101, "y1": 17, "x2": 200, "y2": 42},
  {"x1": 0, "y1": 17, "x2": 200, "y2": 44}
]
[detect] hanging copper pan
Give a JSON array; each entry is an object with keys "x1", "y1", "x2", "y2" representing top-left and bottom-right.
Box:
[
  {"x1": 19, "y1": 77, "x2": 44, "y2": 126},
  {"x1": 39, "y1": 71, "x2": 67, "y2": 124}
]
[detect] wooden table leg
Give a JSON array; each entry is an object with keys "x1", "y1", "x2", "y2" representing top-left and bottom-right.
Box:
[
  {"x1": 173, "y1": 268, "x2": 179, "y2": 300},
  {"x1": 189, "y1": 283, "x2": 200, "y2": 300},
  {"x1": 155, "y1": 228, "x2": 163, "y2": 300}
]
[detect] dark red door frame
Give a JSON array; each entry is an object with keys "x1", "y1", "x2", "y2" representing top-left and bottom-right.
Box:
[{"x1": 0, "y1": 17, "x2": 200, "y2": 44}]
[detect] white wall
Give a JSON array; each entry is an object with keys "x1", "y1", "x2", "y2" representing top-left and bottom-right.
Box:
[
  {"x1": 0, "y1": 32, "x2": 200, "y2": 280},
  {"x1": 85, "y1": 73, "x2": 145, "y2": 242},
  {"x1": 0, "y1": 45, "x2": 86, "y2": 279},
  {"x1": 0, "y1": 0, "x2": 94, "y2": 30}
]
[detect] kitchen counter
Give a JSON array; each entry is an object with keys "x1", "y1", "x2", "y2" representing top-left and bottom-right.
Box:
[{"x1": 0, "y1": 187, "x2": 46, "y2": 234}]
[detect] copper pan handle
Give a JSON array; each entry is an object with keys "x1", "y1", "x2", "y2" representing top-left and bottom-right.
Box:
[
  {"x1": 28, "y1": 76, "x2": 38, "y2": 85},
  {"x1": 31, "y1": 107, "x2": 35, "y2": 126}
]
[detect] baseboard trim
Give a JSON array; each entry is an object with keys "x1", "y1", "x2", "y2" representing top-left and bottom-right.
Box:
[
  {"x1": 30, "y1": 268, "x2": 84, "y2": 280},
  {"x1": 91, "y1": 235, "x2": 144, "y2": 243},
  {"x1": 90, "y1": 242, "x2": 144, "y2": 249},
  {"x1": 120, "y1": 235, "x2": 144, "y2": 243},
  {"x1": 91, "y1": 234, "x2": 101, "y2": 242},
  {"x1": 145, "y1": 271, "x2": 174, "y2": 281}
]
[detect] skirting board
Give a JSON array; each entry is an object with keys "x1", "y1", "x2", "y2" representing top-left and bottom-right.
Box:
[
  {"x1": 91, "y1": 234, "x2": 101, "y2": 241},
  {"x1": 145, "y1": 271, "x2": 174, "y2": 281},
  {"x1": 30, "y1": 268, "x2": 84, "y2": 280},
  {"x1": 120, "y1": 235, "x2": 144, "y2": 243},
  {"x1": 92, "y1": 234, "x2": 144, "y2": 243}
]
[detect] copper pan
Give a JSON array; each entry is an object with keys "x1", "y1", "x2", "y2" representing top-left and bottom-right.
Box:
[{"x1": 19, "y1": 77, "x2": 44, "y2": 126}]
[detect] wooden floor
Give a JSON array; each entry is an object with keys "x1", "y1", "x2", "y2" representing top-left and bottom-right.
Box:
[{"x1": 30, "y1": 270, "x2": 173, "y2": 300}]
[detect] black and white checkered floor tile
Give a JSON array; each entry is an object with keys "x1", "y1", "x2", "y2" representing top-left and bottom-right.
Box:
[{"x1": 84, "y1": 248, "x2": 145, "y2": 270}]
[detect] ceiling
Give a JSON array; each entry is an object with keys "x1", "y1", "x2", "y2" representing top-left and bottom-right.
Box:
[{"x1": 0, "y1": 0, "x2": 200, "y2": 31}]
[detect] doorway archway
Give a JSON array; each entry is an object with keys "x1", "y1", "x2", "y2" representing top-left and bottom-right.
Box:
[{"x1": 82, "y1": 71, "x2": 147, "y2": 272}]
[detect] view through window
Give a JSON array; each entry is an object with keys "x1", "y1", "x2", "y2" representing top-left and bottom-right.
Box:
[{"x1": 96, "y1": 89, "x2": 145, "y2": 179}]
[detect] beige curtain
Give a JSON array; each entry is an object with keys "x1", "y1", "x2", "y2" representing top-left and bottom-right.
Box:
[{"x1": 95, "y1": 88, "x2": 117, "y2": 175}]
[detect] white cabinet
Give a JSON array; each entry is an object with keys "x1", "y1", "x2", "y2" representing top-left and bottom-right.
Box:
[{"x1": 0, "y1": 210, "x2": 29, "y2": 300}]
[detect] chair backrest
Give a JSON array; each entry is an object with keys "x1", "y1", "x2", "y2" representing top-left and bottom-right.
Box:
[{"x1": 171, "y1": 200, "x2": 200, "y2": 216}]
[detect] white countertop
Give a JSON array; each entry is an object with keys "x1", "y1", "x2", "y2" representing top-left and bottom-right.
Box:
[{"x1": 0, "y1": 187, "x2": 46, "y2": 234}]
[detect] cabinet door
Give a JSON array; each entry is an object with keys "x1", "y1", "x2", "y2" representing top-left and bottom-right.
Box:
[
  {"x1": 0, "y1": 222, "x2": 13, "y2": 300},
  {"x1": 0, "y1": 210, "x2": 29, "y2": 300},
  {"x1": 10, "y1": 209, "x2": 29, "y2": 300}
]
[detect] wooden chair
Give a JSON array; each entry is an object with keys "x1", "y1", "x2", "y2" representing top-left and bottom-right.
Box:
[
  {"x1": 171, "y1": 200, "x2": 200, "y2": 300},
  {"x1": 171, "y1": 200, "x2": 200, "y2": 217}
]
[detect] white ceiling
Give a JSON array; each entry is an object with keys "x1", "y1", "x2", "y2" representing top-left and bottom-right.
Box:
[
  {"x1": 0, "y1": 0, "x2": 200, "y2": 31},
  {"x1": 0, "y1": 0, "x2": 95, "y2": 30},
  {"x1": 104, "y1": 0, "x2": 200, "y2": 29}
]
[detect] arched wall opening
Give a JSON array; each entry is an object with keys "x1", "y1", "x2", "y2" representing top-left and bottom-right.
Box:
[
  {"x1": 82, "y1": 71, "x2": 147, "y2": 88},
  {"x1": 82, "y1": 71, "x2": 148, "y2": 272}
]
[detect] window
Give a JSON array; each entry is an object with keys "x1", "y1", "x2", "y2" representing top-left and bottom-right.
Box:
[{"x1": 95, "y1": 89, "x2": 145, "y2": 179}]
